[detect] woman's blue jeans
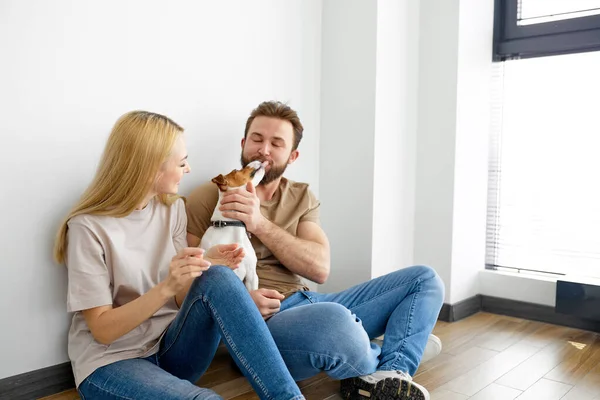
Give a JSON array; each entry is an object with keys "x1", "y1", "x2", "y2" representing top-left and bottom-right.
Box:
[
  {"x1": 267, "y1": 265, "x2": 445, "y2": 380},
  {"x1": 78, "y1": 266, "x2": 304, "y2": 400}
]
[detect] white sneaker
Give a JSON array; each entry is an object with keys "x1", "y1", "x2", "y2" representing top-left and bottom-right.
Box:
[
  {"x1": 422, "y1": 334, "x2": 442, "y2": 363},
  {"x1": 370, "y1": 334, "x2": 442, "y2": 364},
  {"x1": 340, "y1": 370, "x2": 430, "y2": 400}
]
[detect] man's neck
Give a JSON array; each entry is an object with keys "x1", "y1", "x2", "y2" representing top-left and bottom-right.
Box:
[{"x1": 256, "y1": 178, "x2": 282, "y2": 202}]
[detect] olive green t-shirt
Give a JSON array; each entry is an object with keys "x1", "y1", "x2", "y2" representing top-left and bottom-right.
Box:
[{"x1": 186, "y1": 177, "x2": 320, "y2": 298}]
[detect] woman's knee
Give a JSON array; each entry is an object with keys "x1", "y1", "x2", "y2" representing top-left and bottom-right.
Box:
[
  {"x1": 188, "y1": 265, "x2": 245, "y2": 298},
  {"x1": 202, "y1": 264, "x2": 238, "y2": 280}
]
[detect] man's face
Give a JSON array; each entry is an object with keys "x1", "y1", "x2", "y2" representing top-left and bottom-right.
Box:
[{"x1": 241, "y1": 116, "x2": 299, "y2": 184}]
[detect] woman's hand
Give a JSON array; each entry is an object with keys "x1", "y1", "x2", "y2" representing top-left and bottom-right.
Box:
[
  {"x1": 204, "y1": 243, "x2": 245, "y2": 270},
  {"x1": 163, "y1": 247, "x2": 211, "y2": 297}
]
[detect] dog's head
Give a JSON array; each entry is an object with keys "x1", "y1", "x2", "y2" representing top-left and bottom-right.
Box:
[{"x1": 211, "y1": 160, "x2": 267, "y2": 192}]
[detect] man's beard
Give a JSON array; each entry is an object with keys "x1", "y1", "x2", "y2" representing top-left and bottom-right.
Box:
[{"x1": 241, "y1": 153, "x2": 289, "y2": 184}]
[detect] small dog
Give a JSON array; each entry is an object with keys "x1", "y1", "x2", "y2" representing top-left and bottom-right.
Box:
[{"x1": 200, "y1": 160, "x2": 266, "y2": 291}]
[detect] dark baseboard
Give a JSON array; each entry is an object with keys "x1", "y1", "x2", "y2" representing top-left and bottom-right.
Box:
[
  {"x1": 438, "y1": 295, "x2": 482, "y2": 322},
  {"x1": 481, "y1": 295, "x2": 600, "y2": 333},
  {"x1": 438, "y1": 294, "x2": 600, "y2": 333},
  {"x1": 0, "y1": 362, "x2": 74, "y2": 400}
]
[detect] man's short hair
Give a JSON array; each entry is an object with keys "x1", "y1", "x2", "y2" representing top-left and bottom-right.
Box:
[{"x1": 244, "y1": 101, "x2": 304, "y2": 151}]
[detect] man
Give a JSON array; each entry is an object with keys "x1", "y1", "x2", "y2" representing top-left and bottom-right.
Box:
[{"x1": 186, "y1": 101, "x2": 444, "y2": 400}]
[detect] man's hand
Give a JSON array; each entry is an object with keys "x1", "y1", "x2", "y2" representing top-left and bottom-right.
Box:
[
  {"x1": 204, "y1": 244, "x2": 245, "y2": 270},
  {"x1": 249, "y1": 288, "x2": 285, "y2": 319},
  {"x1": 220, "y1": 182, "x2": 267, "y2": 234}
]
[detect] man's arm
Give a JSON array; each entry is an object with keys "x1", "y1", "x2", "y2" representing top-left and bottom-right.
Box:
[
  {"x1": 187, "y1": 233, "x2": 201, "y2": 247},
  {"x1": 219, "y1": 182, "x2": 330, "y2": 284},
  {"x1": 185, "y1": 181, "x2": 219, "y2": 248},
  {"x1": 256, "y1": 219, "x2": 330, "y2": 284}
]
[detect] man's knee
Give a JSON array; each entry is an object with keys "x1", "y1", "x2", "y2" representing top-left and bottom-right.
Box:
[
  {"x1": 417, "y1": 265, "x2": 445, "y2": 301},
  {"x1": 274, "y1": 303, "x2": 371, "y2": 353},
  {"x1": 398, "y1": 265, "x2": 445, "y2": 300},
  {"x1": 309, "y1": 304, "x2": 377, "y2": 368},
  {"x1": 321, "y1": 303, "x2": 365, "y2": 336}
]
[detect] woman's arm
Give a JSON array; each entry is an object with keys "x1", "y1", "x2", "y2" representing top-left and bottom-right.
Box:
[
  {"x1": 82, "y1": 282, "x2": 172, "y2": 345},
  {"x1": 83, "y1": 247, "x2": 209, "y2": 345}
]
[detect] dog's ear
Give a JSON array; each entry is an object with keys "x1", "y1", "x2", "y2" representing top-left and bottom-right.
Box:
[{"x1": 211, "y1": 174, "x2": 229, "y2": 191}]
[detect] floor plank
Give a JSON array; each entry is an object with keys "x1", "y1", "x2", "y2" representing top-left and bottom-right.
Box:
[
  {"x1": 429, "y1": 388, "x2": 469, "y2": 400},
  {"x1": 468, "y1": 383, "x2": 522, "y2": 400},
  {"x1": 496, "y1": 330, "x2": 597, "y2": 391},
  {"x1": 414, "y1": 346, "x2": 499, "y2": 391},
  {"x1": 514, "y1": 378, "x2": 572, "y2": 400},
  {"x1": 437, "y1": 341, "x2": 541, "y2": 396},
  {"x1": 561, "y1": 362, "x2": 600, "y2": 400},
  {"x1": 544, "y1": 335, "x2": 600, "y2": 385},
  {"x1": 38, "y1": 391, "x2": 80, "y2": 400}
]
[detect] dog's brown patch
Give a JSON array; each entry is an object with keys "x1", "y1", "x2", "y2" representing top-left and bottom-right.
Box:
[{"x1": 211, "y1": 165, "x2": 256, "y2": 192}]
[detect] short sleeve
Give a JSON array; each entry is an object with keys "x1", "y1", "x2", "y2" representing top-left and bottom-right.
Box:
[
  {"x1": 172, "y1": 198, "x2": 188, "y2": 252},
  {"x1": 65, "y1": 221, "x2": 113, "y2": 312},
  {"x1": 185, "y1": 182, "x2": 219, "y2": 241},
  {"x1": 299, "y1": 188, "x2": 321, "y2": 224}
]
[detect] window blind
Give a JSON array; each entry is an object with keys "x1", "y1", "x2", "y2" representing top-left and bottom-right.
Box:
[{"x1": 486, "y1": 51, "x2": 600, "y2": 279}]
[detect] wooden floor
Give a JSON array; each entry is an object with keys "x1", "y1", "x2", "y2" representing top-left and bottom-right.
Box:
[{"x1": 41, "y1": 312, "x2": 600, "y2": 399}]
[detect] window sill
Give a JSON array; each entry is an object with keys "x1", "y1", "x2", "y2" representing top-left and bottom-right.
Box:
[
  {"x1": 479, "y1": 269, "x2": 558, "y2": 307},
  {"x1": 479, "y1": 269, "x2": 600, "y2": 308}
]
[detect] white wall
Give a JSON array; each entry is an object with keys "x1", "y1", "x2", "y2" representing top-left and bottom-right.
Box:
[
  {"x1": 0, "y1": 0, "x2": 322, "y2": 379},
  {"x1": 413, "y1": 0, "x2": 460, "y2": 302},
  {"x1": 319, "y1": 0, "x2": 377, "y2": 292},
  {"x1": 371, "y1": 0, "x2": 419, "y2": 278},
  {"x1": 450, "y1": 0, "x2": 494, "y2": 303},
  {"x1": 319, "y1": 0, "x2": 420, "y2": 292},
  {"x1": 414, "y1": 0, "x2": 494, "y2": 304}
]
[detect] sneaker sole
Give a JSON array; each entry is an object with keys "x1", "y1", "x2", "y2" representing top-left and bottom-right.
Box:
[{"x1": 340, "y1": 376, "x2": 428, "y2": 400}]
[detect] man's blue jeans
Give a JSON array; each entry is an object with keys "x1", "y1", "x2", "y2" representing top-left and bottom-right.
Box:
[
  {"x1": 78, "y1": 266, "x2": 304, "y2": 400},
  {"x1": 267, "y1": 265, "x2": 445, "y2": 380}
]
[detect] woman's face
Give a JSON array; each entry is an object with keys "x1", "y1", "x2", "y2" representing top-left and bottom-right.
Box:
[{"x1": 155, "y1": 134, "x2": 191, "y2": 195}]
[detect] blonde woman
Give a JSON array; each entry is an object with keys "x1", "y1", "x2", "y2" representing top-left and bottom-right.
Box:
[{"x1": 54, "y1": 111, "x2": 304, "y2": 400}]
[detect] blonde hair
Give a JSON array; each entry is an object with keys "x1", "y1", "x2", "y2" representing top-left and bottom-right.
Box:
[{"x1": 53, "y1": 110, "x2": 184, "y2": 264}]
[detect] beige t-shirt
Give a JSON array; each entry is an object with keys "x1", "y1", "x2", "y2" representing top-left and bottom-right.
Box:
[
  {"x1": 65, "y1": 197, "x2": 186, "y2": 387},
  {"x1": 186, "y1": 177, "x2": 320, "y2": 298}
]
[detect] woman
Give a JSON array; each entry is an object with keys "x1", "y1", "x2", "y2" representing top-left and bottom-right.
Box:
[{"x1": 54, "y1": 111, "x2": 304, "y2": 400}]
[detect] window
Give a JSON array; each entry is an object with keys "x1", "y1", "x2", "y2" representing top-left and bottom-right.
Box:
[
  {"x1": 520, "y1": 0, "x2": 600, "y2": 25},
  {"x1": 487, "y1": 1, "x2": 600, "y2": 279},
  {"x1": 493, "y1": 0, "x2": 600, "y2": 60}
]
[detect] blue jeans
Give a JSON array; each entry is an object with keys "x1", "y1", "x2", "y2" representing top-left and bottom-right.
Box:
[
  {"x1": 78, "y1": 266, "x2": 304, "y2": 400},
  {"x1": 267, "y1": 265, "x2": 444, "y2": 380}
]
